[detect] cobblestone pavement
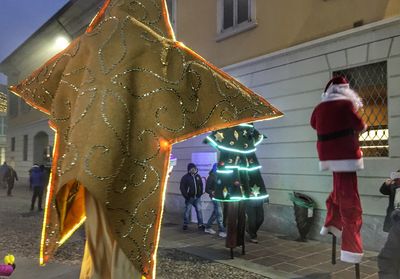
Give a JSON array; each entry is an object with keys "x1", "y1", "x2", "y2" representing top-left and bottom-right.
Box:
[
  {"x1": 0, "y1": 183, "x2": 269, "y2": 278},
  {"x1": 0, "y1": 183, "x2": 381, "y2": 278}
]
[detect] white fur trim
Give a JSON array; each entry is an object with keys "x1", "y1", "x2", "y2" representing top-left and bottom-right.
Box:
[
  {"x1": 321, "y1": 84, "x2": 363, "y2": 111},
  {"x1": 341, "y1": 250, "x2": 363, "y2": 263},
  {"x1": 319, "y1": 159, "x2": 364, "y2": 172},
  {"x1": 391, "y1": 172, "x2": 400, "y2": 180},
  {"x1": 320, "y1": 226, "x2": 342, "y2": 238}
]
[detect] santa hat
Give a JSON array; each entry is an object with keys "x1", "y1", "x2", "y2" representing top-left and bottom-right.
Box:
[{"x1": 321, "y1": 76, "x2": 363, "y2": 111}]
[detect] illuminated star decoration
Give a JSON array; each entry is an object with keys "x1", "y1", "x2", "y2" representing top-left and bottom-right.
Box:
[
  {"x1": 214, "y1": 131, "x2": 225, "y2": 142},
  {"x1": 251, "y1": 185, "x2": 261, "y2": 197},
  {"x1": 9, "y1": 0, "x2": 282, "y2": 278}
]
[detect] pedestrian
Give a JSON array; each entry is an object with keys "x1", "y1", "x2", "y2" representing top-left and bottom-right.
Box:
[
  {"x1": 29, "y1": 164, "x2": 44, "y2": 211},
  {"x1": 378, "y1": 208, "x2": 400, "y2": 279},
  {"x1": 180, "y1": 163, "x2": 205, "y2": 230},
  {"x1": 310, "y1": 76, "x2": 366, "y2": 263},
  {"x1": 0, "y1": 162, "x2": 9, "y2": 189},
  {"x1": 380, "y1": 170, "x2": 400, "y2": 232},
  {"x1": 204, "y1": 163, "x2": 226, "y2": 237},
  {"x1": 4, "y1": 165, "x2": 18, "y2": 197},
  {"x1": 40, "y1": 164, "x2": 50, "y2": 188}
]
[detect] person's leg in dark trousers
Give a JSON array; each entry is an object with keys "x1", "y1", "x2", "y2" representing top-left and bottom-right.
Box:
[
  {"x1": 37, "y1": 187, "x2": 44, "y2": 210},
  {"x1": 246, "y1": 203, "x2": 257, "y2": 239},
  {"x1": 255, "y1": 202, "x2": 264, "y2": 234},
  {"x1": 31, "y1": 187, "x2": 39, "y2": 210},
  {"x1": 7, "y1": 181, "x2": 14, "y2": 196},
  {"x1": 246, "y1": 200, "x2": 264, "y2": 241}
]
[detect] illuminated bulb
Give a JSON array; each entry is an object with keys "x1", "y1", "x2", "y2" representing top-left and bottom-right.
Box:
[
  {"x1": 160, "y1": 139, "x2": 169, "y2": 149},
  {"x1": 54, "y1": 36, "x2": 70, "y2": 51}
]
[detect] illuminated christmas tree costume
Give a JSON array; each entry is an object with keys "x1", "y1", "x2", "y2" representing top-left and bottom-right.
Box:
[
  {"x1": 206, "y1": 124, "x2": 268, "y2": 251},
  {"x1": 206, "y1": 124, "x2": 268, "y2": 202}
]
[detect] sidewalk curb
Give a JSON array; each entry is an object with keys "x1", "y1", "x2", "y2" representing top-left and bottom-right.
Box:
[{"x1": 161, "y1": 239, "x2": 298, "y2": 279}]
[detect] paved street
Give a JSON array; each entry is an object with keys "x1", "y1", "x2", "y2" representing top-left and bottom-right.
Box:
[{"x1": 0, "y1": 182, "x2": 380, "y2": 278}]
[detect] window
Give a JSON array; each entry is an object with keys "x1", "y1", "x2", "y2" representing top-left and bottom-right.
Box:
[
  {"x1": 334, "y1": 61, "x2": 388, "y2": 157},
  {"x1": 166, "y1": 0, "x2": 177, "y2": 33},
  {"x1": 217, "y1": 0, "x2": 256, "y2": 41},
  {"x1": 11, "y1": 137, "x2": 15, "y2": 152},
  {"x1": 23, "y1": 135, "x2": 28, "y2": 161}
]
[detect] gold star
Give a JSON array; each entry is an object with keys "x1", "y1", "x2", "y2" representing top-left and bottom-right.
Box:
[
  {"x1": 214, "y1": 132, "x2": 224, "y2": 142},
  {"x1": 251, "y1": 185, "x2": 261, "y2": 197},
  {"x1": 9, "y1": 0, "x2": 282, "y2": 278}
]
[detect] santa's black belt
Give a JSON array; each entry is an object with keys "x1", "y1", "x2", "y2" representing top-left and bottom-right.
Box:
[{"x1": 317, "y1": 129, "x2": 355, "y2": 141}]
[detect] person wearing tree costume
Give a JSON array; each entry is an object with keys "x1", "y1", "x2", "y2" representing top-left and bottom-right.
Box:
[
  {"x1": 311, "y1": 76, "x2": 366, "y2": 264},
  {"x1": 205, "y1": 123, "x2": 268, "y2": 249},
  {"x1": 9, "y1": 0, "x2": 282, "y2": 278}
]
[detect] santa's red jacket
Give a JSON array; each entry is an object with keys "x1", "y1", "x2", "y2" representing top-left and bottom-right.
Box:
[{"x1": 310, "y1": 99, "x2": 366, "y2": 172}]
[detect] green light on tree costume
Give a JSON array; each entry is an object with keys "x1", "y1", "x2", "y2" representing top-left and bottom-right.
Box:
[{"x1": 205, "y1": 124, "x2": 267, "y2": 254}]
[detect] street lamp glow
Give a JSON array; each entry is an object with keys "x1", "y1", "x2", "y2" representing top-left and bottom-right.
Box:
[{"x1": 54, "y1": 36, "x2": 70, "y2": 51}]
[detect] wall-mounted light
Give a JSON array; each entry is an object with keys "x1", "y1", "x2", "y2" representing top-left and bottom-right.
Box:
[{"x1": 54, "y1": 36, "x2": 70, "y2": 51}]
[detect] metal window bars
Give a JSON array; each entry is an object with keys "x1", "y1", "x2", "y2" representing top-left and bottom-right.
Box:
[{"x1": 334, "y1": 61, "x2": 388, "y2": 157}]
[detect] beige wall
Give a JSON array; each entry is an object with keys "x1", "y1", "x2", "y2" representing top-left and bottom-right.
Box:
[{"x1": 176, "y1": 0, "x2": 400, "y2": 67}]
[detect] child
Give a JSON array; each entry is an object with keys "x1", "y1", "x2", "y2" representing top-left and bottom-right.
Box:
[{"x1": 379, "y1": 170, "x2": 400, "y2": 232}]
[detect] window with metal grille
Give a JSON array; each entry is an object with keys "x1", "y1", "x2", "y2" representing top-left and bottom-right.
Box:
[{"x1": 334, "y1": 61, "x2": 388, "y2": 157}]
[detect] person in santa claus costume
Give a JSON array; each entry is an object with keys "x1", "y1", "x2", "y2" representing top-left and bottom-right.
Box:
[{"x1": 310, "y1": 76, "x2": 367, "y2": 264}]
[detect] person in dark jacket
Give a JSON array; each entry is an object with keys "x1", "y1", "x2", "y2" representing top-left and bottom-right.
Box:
[
  {"x1": 30, "y1": 164, "x2": 45, "y2": 211},
  {"x1": 378, "y1": 208, "x2": 400, "y2": 279},
  {"x1": 4, "y1": 165, "x2": 18, "y2": 197},
  {"x1": 180, "y1": 163, "x2": 204, "y2": 230},
  {"x1": 204, "y1": 163, "x2": 226, "y2": 237},
  {"x1": 380, "y1": 170, "x2": 400, "y2": 232},
  {"x1": 0, "y1": 162, "x2": 9, "y2": 189}
]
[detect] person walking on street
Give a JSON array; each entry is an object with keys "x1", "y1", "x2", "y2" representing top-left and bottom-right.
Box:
[
  {"x1": 0, "y1": 162, "x2": 9, "y2": 189},
  {"x1": 30, "y1": 164, "x2": 44, "y2": 211},
  {"x1": 204, "y1": 163, "x2": 226, "y2": 237},
  {"x1": 180, "y1": 163, "x2": 205, "y2": 230},
  {"x1": 4, "y1": 165, "x2": 18, "y2": 197}
]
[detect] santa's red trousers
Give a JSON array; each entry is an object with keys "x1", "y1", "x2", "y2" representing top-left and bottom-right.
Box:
[{"x1": 322, "y1": 172, "x2": 363, "y2": 263}]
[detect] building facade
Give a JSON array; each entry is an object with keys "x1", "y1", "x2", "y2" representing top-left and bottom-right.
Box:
[
  {"x1": 0, "y1": 0, "x2": 399, "y2": 250},
  {"x1": 0, "y1": 0, "x2": 104, "y2": 179},
  {"x1": 164, "y1": 0, "x2": 400, "y2": 251}
]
